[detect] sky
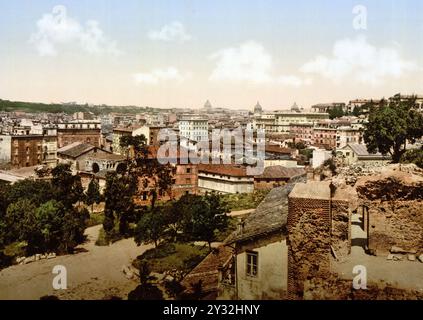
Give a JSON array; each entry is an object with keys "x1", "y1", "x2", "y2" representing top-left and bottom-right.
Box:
[{"x1": 0, "y1": 0, "x2": 423, "y2": 110}]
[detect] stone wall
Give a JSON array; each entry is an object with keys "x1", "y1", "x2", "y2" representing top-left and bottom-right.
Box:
[
  {"x1": 356, "y1": 174, "x2": 423, "y2": 255},
  {"x1": 287, "y1": 183, "x2": 332, "y2": 300},
  {"x1": 331, "y1": 199, "x2": 351, "y2": 258}
]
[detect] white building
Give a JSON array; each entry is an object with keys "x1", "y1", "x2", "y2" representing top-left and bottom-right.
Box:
[
  {"x1": 178, "y1": 115, "x2": 209, "y2": 142},
  {"x1": 336, "y1": 126, "x2": 362, "y2": 149},
  {"x1": 255, "y1": 111, "x2": 329, "y2": 134}
]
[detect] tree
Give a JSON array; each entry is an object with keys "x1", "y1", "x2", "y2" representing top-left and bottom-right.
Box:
[
  {"x1": 103, "y1": 172, "x2": 136, "y2": 238},
  {"x1": 400, "y1": 148, "x2": 423, "y2": 168},
  {"x1": 127, "y1": 260, "x2": 163, "y2": 300},
  {"x1": 328, "y1": 106, "x2": 345, "y2": 120},
  {"x1": 178, "y1": 193, "x2": 229, "y2": 250},
  {"x1": 120, "y1": 134, "x2": 172, "y2": 208},
  {"x1": 134, "y1": 206, "x2": 168, "y2": 248},
  {"x1": 1, "y1": 199, "x2": 37, "y2": 247},
  {"x1": 364, "y1": 99, "x2": 423, "y2": 163},
  {"x1": 85, "y1": 178, "x2": 102, "y2": 212},
  {"x1": 51, "y1": 164, "x2": 85, "y2": 208}
]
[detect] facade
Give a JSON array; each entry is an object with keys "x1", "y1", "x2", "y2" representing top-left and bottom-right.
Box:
[
  {"x1": 337, "y1": 143, "x2": 391, "y2": 166},
  {"x1": 290, "y1": 123, "x2": 314, "y2": 144},
  {"x1": 57, "y1": 142, "x2": 112, "y2": 172},
  {"x1": 312, "y1": 127, "x2": 337, "y2": 150},
  {"x1": 198, "y1": 164, "x2": 254, "y2": 194},
  {"x1": 84, "y1": 153, "x2": 127, "y2": 173},
  {"x1": 220, "y1": 184, "x2": 303, "y2": 300},
  {"x1": 0, "y1": 129, "x2": 57, "y2": 168},
  {"x1": 112, "y1": 125, "x2": 151, "y2": 155},
  {"x1": 178, "y1": 115, "x2": 209, "y2": 142},
  {"x1": 57, "y1": 121, "x2": 101, "y2": 148},
  {"x1": 336, "y1": 126, "x2": 362, "y2": 149},
  {"x1": 255, "y1": 112, "x2": 329, "y2": 134},
  {"x1": 0, "y1": 135, "x2": 43, "y2": 168}
]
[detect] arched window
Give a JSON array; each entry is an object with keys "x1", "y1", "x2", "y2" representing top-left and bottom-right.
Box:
[{"x1": 92, "y1": 163, "x2": 100, "y2": 173}]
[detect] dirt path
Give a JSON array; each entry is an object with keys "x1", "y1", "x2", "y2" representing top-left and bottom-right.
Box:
[
  {"x1": 0, "y1": 225, "x2": 153, "y2": 300},
  {"x1": 333, "y1": 212, "x2": 423, "y2": 293},
  {"x1": 228, "y1": 209, "x2": 255, "y2": 217}
]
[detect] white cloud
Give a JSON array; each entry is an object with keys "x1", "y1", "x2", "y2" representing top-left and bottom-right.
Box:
[
  {"x1": 209, "y1": 41, "x2": 311, "y2": 87},
  {"x1": 133, "y1": 67, "x2": 189, "y2": 85},
  {"x1": 30, "y1": 5, "x2": 121, "y2": 57},
  {"x1": 148, "y1": 21, "x2": 192, "y2": 42},
  {"x1": 300, "y1": 35, "x2": 416, "y2": 85}
]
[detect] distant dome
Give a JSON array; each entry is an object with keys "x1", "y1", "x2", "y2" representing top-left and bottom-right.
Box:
[
  {"x1": 254, "y1": 101, "x2": 263, "y2": 113},
  {"x1": 291, "y1": 102, "x2": 300, "y2": 112},
  {"x1": 204, "y1": 100, "x2": 213, "y2": 110}
]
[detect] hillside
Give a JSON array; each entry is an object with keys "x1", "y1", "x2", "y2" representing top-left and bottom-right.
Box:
[{"x1": 0, "y1": 99, "x2": 162, "y2": 115}]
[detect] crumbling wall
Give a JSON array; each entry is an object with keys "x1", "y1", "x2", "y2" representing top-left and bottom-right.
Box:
[
  {"x1": 356, "y1": 176, "x2": 423, "y2": 255},
  {"x1": 287, "y1": 196, "x2": 331, "y2": 300},
  {"x1": 331, "y1": 200, "x2": 351, "y2": 258},
  {"x1": 304, "y1": 275, "x2": 423, "y2": 300}
]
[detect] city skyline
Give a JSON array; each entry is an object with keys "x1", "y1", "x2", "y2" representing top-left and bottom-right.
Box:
[{"x1": 1, "y1": 0, "x2": 423, "y2": 109}]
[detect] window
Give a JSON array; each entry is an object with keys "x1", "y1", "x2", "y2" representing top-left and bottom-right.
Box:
[
  {"x1": 186, "y1": 168, "x2": 191, "y2": 174},
  {"x1": 246, "y1": 251, "x2": 258, "y2": 277}
]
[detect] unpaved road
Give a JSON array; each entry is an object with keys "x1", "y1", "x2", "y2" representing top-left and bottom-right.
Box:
[{"x1": 0, "y1": 225, "x2": 153, "y2": 300}]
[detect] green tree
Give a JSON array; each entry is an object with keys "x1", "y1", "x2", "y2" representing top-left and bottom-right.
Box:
[
  {"x1": 6, "y1": 179, "x2": 53, "y2": 208},
  {"x1": 127, "y1": 260, "x2": 163, "y2": 300},
  {"x1": 103, "y1": 172, "x2": 136, "y2": 238},
  {"x1": 328, "y1": 106, "x2": 345, "y2": 120},
  {"x1": 364, "y1": 99, "x2": 423, "y2": 163},
  {"x1": 400, "y1": 148, "x2": 423, "y2": 168},
  {"x1": 51, "y1": 164, "x2": 85, "y2": 207},
  {"x1": 178, "y1": 193, "x2": 229, "y2": 250},
  {"x1": 120, "y1": 134, "x2": 172, "y2": 208},
  {"x1": 85, "y1": 178, "x2": 102, "y2": 212},
  {"x1": 2, "y1": 199, "x2": 37, "y2": 247},
  {"x1": 134, "y1": 206, "x2": 168, "y2": 248}
]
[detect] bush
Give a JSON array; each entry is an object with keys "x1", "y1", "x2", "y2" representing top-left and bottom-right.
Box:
[
  {"x1": 133, "y1": 243, "x2": 209, "y2": 275},
  {"x1": 95, "y1": 228, "x2": 109, "y2": 246},
  {"x1": 86, "y1": 212, "x2": 105, "y2": 227},
  {"x1": 400, "y1": 149, "x2": 423, "y2": 168}
]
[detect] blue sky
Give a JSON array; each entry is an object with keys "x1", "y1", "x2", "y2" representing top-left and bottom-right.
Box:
[{"x1": 0, "y1": 0, "x2": 422, "y2": 109}]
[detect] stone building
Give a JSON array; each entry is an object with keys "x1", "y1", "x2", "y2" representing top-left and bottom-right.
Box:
[
  {"x1": 221, "y1": 184, "x2": 301, "y2": 300},
  {"x1": 253, "y1": 166, "x2": 306, "y2": 190},
  {"x1": 57, "y1": 142, "x2": 111, "y2": 172},
  {"x1": 0, "y1": 128, "x2": 58, "y2": 169},
  {"x1": 216, "y1": 164, "x2": 423, "y2": 300},
  {"x1": 57, "y1": 121, "x2": 101, "y2": 148}
]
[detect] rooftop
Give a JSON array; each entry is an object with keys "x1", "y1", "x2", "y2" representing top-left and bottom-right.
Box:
[
  {"x1": 225, "y1": 180, "x2": 305, "y2": 244},
  {"x1": 255, "y1": 166, "x2": 306, "y2": 179},
  {"x1": 289, "y1": 181, "x2": 331, "y2": 200},
  {"x1": 57, "y1": 142, "x2": 96, "y2": 158},
  {"x1": 198, "y1": 164, "x2": 247, "y2": 177}
]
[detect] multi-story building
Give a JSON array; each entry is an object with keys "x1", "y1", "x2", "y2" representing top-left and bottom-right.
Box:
[
  {"x1": 0, "y1": 128, "x2": 58, "y2": 168},
  {"x1": 57, "y1": 121, "x2": 101, "y2": 148},
  {"x1": 290, "y1": 123, "x2": 314, "y2": 144},
  {"x1": 311, "y1": 103, "x2": 346, "y2": 113},
  {"x1": 335, "y1": 126, "x2": 363, "y2": 149},
  {"x1": 312, "y1": 121, "x2": 337, "y2": 150},
  {"x1": 255, "y1": 111, "x2": 329, "y2": 134},
  {"x1": 112, "y1": 125, "x2": 163, "y2": 155},
  {"x1": 178, "y1": 115, "x2": 209, "y2": 142}
]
